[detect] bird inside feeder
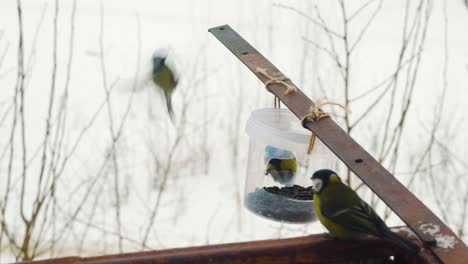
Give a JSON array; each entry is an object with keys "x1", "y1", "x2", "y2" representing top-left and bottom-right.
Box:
[
  {"x1": 244, "y1": 108, "x2": 335, "y2": 224},
  {"x1": 264, "y1": 145, "x2": 297, "y2": 185}
]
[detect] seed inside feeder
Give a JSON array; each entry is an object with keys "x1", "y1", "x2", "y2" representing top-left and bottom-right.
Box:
[
  {"x1": 245, "y1": 185, "x2": 315, "y2": 223},
  {"x1": 264, "y1": 185, "x2": 314, "y2": 200}
]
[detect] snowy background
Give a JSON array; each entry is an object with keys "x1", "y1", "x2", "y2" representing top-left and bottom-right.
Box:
[{"x1": 1, "y1": 0, "x2": 468, "y2": 262}]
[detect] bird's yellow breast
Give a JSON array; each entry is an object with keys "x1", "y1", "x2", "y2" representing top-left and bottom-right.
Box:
[
  {"x1": 153, "y1": 66, "x2": 176, "y2": 93},
  {"x1": 313, "y1": 193, "x2": 353, "y2": 239}
]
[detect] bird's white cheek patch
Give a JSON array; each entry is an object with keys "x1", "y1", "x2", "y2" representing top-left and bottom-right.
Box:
[{"x1": 312, "y1": 179, "x2": 323, "y2": 192}]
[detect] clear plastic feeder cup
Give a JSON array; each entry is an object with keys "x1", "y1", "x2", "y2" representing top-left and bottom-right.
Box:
[{"x1": 244, "y1": 108, "x2": 334, "y2": 223}]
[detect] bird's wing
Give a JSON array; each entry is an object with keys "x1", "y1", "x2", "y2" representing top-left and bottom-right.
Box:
[
  {"x1": 320, "y1": 184, "x2": 386, "y2": 235},
  {"x1": 322, "y1": 199, "x2": 385, "y2": 235},
  {"x1": 171, "y1": 68, "x2": 179, "y2": 87},
  {"x1": 163, "y1": 60, "x2": 179, "y2": 87}
]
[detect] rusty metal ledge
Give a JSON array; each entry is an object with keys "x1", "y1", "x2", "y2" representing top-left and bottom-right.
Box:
[{"x1": 22, "y1": 230, "x2": 436, "y2": 264}]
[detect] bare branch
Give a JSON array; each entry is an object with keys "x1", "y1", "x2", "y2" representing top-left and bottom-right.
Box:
[
  {"x1": 302, "y1": 37, "x2": 345, "y2": 76},
  {"x1": 274, "y1": 3, "x2": 344, "y2": 39},
  {"x1": 347, "y1": 0, "x2": 378, "y2": 22},
  {"x1": 349, "y1": 53, "x2": 419, "y2": 103},
  {"x1": 349, "y1": 0, "x2": 383, "y2": 53}
]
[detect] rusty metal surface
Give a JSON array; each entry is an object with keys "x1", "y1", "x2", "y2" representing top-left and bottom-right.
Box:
[
  {"x1": 208, "y1": 24, "x2": 468, "y2": 264},
  {"x1": 24, "y1": 231, "x2": 436, "y2": 264}
]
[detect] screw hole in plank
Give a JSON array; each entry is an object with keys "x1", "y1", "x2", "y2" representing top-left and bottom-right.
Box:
[{"x1": 355, "y1": 159, "x2": 363, "y2": 163}]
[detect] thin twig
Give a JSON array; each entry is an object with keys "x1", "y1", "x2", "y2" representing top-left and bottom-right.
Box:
[
  {"x1": 274, "y1": 3, "x2": 343, "y2": 39},
  {"x1": 349, "y1": 0, "x2": 383, "y2": 53},
  {"x1": 347, "y1": 0, "x2": 378, "y2": 22}
]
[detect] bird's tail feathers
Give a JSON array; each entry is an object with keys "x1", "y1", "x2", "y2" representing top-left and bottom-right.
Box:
[
  {"x1": 165, "y1": 93, "x2": 175, "y2": 123},
  {"x1": 381, "y1": 228, "x2": 419, "y2": 253}
]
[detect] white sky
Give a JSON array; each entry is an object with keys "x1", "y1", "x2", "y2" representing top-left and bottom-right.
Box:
[{"x1": 1, "y1": 0, "x2": 468, "y2": 261}]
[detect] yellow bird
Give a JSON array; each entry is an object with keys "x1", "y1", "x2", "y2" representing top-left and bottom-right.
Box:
[
  {"x1": 265, "y1": 158, "x2": 297, "y2": 184},
  {"x1": 152, "y1": 54, "x2": 178, "y2": 121},
  {"x1": 311, "y1": 169, "x2": 419, "y2": 252}
]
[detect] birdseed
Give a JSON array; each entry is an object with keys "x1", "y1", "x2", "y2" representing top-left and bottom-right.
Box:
[{"x1": 245, "y1": 185, "x2": 316, "y2": 223}]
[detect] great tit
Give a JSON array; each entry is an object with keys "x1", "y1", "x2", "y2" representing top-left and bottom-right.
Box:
[
  {"x1": 311, "y1": 169, "x2": 419, "y2": 252},
  {"x1": 152, "y1": 53, "x2": 178, "y2": 121},
  {"x1": 265, "y1": 158, "x2": 297, "y2": 185}
]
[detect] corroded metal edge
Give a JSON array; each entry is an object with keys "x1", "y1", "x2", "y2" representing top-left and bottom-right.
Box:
[{"x1": 22, "y1": 231, "x2": 434, "y2": 264}]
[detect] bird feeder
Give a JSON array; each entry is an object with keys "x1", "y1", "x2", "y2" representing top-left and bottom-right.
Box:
[{"x1": 244, "y1": 108, "x2": 334, "y2": 223}]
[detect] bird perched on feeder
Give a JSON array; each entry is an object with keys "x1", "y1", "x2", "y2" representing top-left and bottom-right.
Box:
[
  {"x1": 152, "y1": 50, "x2": 178, "y2": 121},
  {"x1": 311, "y1": 169, "x2": 419, "y2": 252}
]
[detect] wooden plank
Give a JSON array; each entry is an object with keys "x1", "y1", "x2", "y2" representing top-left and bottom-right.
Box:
[{"x1": 208, "y1": 24, "x2": 468, "y2": 264}]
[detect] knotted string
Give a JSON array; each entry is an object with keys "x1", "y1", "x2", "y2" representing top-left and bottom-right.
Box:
[
  {"x1": 301, "y1": 101, "x2": 350, "y2": 154},
  {"x1": 255, "y1": 67, "x2": 349, "y2": 154},
  {"x1": 256, "y1": 67, "x2": 297, "y2": 96}
]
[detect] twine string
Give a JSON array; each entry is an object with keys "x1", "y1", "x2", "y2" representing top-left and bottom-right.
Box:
[
  {"x1": 274, "y1": 96, "x2": 281, "y2": 108},
  {"x1": 301, "y1": 102, "x2": 349, "y2": 154},
  {"x1": 255, "y1": 66, "x2": 349, "y2": 155},
  {"x1": 256, "y1": 67, "x2": 297, "y2": 95}
]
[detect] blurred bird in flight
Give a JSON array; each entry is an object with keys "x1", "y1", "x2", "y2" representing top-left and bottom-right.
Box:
[{"x1": 151, "y1": 50, "x2": 178, "y2": 122}]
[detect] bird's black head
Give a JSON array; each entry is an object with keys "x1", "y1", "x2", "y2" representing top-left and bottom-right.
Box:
[
  {"x1": 311, "y1": 169, "x2": 341, "y2": 194},
  {"x1": 152, "y1": 56, "x2": 166, "y2": 73}
]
